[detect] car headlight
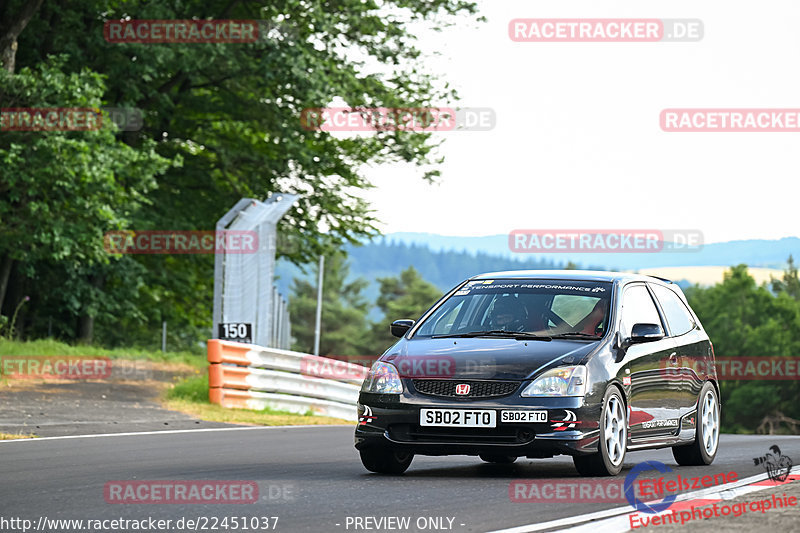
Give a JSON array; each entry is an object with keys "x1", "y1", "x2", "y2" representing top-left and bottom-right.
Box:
[
  {"x1": 520, "y1": 366, "x2": 587, "y2": 397},
  {"x1": 360, "y1": 362, "x2": 404, "y2": 394}
]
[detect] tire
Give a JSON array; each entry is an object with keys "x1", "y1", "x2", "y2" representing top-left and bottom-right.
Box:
[
  {"x1": 672, "y1": 382, "x2": 719, "y2": 466},
  {"x1": 479, "y1": 454, "x2": 517, "y2": 464},
  {"x1": 574, "y1": 386, "x2": 627, "y2": 476},
  {"x1": 359, "y1": 448, "x2": 413, "y2": 474}
]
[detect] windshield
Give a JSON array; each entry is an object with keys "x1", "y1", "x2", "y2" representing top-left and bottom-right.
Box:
[{"x1": 413, "y1": 279, "x2": 613, "y2": 339}]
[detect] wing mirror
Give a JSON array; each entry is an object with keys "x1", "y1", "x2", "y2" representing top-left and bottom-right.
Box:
[
  {"x1": 390, "y1": 319, "x2": 415, "y2": 338},
  {"x1": 616, "y1": 323, "x2": 665, "y2": 358}
]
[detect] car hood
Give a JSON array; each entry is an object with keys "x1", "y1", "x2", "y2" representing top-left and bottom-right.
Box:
[{"x1": 382, "y1": 337, "x2": 599, "y2": 381}]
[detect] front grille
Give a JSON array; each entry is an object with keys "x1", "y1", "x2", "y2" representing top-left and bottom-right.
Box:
[
  {"x1": 412, "y1": 379, "x2": 520, "y2": 399},
  {"x1": 388, "y1": 424, "x2": 532, "y2": 444}
]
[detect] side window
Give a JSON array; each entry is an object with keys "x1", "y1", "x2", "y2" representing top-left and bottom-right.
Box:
[
  {"x1": 620, "y1": 285, "x2": 662, "y2": 338},
  {"x1": 651, "y1": 285, "x2": 695, "y2": 336}
]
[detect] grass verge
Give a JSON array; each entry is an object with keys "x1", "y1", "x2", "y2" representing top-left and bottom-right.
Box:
[
  {"x1": 0, "y1": 432, "x2": 38, "y2": 440},
  {"x1": 164, "y1": 375, "x2": 352, "y2": 426},
  {"x1": 0, "y1": 339, "x2": 205, "y2": 369}
]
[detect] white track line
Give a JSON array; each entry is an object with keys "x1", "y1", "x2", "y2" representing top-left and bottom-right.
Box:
[
  {"x1": 487, "y1": 472, "x2": 795, "y2": 533},
  {"x1": 0, "y1": 424, "x2": 352, "y2": 443}
]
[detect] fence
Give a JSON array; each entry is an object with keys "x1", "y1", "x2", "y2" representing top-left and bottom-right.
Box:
[
  {"x1": 212, "y1": 195, "x2": 297, "y2": 349},
  {"x1": 207, "y1": 339, "x2": 368, "y2": 422}
]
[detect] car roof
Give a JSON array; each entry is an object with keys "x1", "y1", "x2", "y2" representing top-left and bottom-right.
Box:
[{"x1": 469, "y1": 269, "x2": 674, "y2": 285}]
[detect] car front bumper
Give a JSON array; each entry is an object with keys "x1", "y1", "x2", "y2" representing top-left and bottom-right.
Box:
[{"x1": 354, "y1": 391, "x2": 602, "y2": 457}]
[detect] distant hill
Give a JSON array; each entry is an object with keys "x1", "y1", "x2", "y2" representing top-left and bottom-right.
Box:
[
  {"x1": 637, "y1": 266, "x2": 784, "y2": 288},
  {"x1": 345, "y1": 241, "x2": 577, "y2": 290},
  {"x1": 274, "y1": 234, "x2": 798, "y2": 318},
  {"x1": 384, "y1": 233, "x2": 800, "y2": 270},
  {"x1": 274, "y1": 241, "x2": 579, "y2": 317}
]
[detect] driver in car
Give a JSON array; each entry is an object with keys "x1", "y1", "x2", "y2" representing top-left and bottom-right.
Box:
[
  {"x1": 575, "y1": 298, "x2": 608, "y2": 336},
  {"x1": 488, "y1": 295, "x2": 527, "y2": 332}
]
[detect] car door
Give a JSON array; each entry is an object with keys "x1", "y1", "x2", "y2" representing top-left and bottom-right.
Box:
[
  {"x1": 649, "y1": 283, "x2": 705, "y2": 419},
  {"x1": 618, "y1": 283, "x2": 682, "y2": 440}
]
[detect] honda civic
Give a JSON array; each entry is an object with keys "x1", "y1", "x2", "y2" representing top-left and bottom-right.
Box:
[{"x1": 354, "y1": 270, "x2": 720, "y2": 476}]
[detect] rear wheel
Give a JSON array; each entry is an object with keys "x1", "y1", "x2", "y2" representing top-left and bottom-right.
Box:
[
  {"x1": 479, "y1": 454, "x2": 517, "y2": 464},
  {"x1": 672, "y1": 382, "x2": 719, "y2": 466},
  {"x1": 574, "y1": 386, "x2": 627, "y2": 476},
  {"x1": 359, "y1": 448, "x2": 413, "y2": 474}
]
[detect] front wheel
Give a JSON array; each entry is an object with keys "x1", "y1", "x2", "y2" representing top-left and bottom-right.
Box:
[
  {"x1": 574, "y1": 386, "x2": 627, "y2": 476},
  {"x1": 672, "y1": 382, "x2": 719, "y2": 466},
  {"x1": 359, "y1": 448, "x2": 413, "y2": 474}
]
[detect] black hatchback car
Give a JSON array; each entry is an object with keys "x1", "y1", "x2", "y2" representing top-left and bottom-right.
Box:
[{"x1": 355, "y1": 270, "x2": 720, "y2": 476}]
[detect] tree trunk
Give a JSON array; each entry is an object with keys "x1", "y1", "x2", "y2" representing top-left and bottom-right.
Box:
[
  {"x1": 0, "y1": 0, "x2": 44, "y2": 74},
  {"x1": 77, "y1": 314, "x2": 94, "y2": 344},
  {"x1": 0, "y1": 254, "x2": 12, "y2": 314},
  {"x1": 76, "y1": 274, "x2": 105, "y2": 344}
]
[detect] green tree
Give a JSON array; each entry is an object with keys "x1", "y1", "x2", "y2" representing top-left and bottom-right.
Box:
[
  {"x1": 686, "y1": 262, "x2": 800, "y2": 433},
  {"x1": 11, "y1": 0, "x2": 482, "y2": 264},
  {"x1": 1, "y1": 0, "x2": 481, "y2": 346},
  {"x1": 289, "y1": 253, "x2": 370, "y2": 356},
  {"x1": 0, "y1": 57, "x2": 173, "y2": 342},
  {"x1": 771, "y1": 255, "x2": 800, "y2": 301},
  {"x1": 368, "y1": 266, "x2": 442, "y2": 353}
]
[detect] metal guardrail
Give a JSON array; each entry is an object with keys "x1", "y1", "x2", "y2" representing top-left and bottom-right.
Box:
[{"x1": 207, "y1": 339, "x2": 367, "y2": 422}]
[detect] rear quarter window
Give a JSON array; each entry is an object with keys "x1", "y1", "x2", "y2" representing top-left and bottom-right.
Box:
[{"x1": 651, "y1": 284, "x2": 696, "y2": 336}]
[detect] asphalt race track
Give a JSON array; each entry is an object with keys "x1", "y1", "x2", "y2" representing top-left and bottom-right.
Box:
[{"x1": 1, "y1": 427, "x2": 798, "y2": 533}]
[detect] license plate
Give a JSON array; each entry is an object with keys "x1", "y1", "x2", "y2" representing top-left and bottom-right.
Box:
[
  {"x1": 420, "y1": 409, "x2": 496, "y2": 427},
  {"x1": 500, "y1": 410, "x2": 547, "y2": 423}
]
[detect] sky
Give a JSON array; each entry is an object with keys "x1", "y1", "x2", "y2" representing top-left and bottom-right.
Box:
[{"x1": 357, "y1": 0, "x2": 800, "y2": 245}]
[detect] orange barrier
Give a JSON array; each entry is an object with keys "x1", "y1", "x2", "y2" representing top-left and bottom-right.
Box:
[{"x1": 207, "y1": 339, "x2": 364, "y2": 421}]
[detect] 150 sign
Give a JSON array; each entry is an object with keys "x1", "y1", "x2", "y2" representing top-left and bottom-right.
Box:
[{"x1": 218, "y1": 323, "x2": 252, "y2": 343}]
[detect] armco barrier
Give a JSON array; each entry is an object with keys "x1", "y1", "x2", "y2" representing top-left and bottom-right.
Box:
[{"x1": 207, "y1": 339, "x2": 367, "y2": 421}]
